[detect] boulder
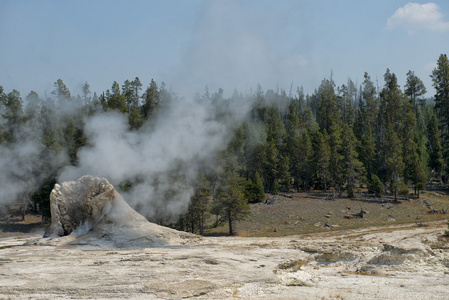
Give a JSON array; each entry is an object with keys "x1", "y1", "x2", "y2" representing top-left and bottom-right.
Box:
[{"x1": 44, "y1": 175, "x2": 200, "y2": 247}]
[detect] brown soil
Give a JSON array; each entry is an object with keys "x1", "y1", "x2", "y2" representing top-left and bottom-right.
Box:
[{"x1": 205, "y1": 190, "x2": 449, "y2": 236}]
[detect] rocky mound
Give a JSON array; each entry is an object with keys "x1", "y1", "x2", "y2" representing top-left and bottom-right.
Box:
[{"x1": 43, "y1": 175, "x2": 200, "y2": 248}]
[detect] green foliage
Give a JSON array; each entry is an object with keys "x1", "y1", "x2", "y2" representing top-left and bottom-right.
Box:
[
  {"x1": 214, "y1": 167, "x2": 250, "y2": 235},
  {"x1": 431, "y1": 54, "x2": 449, "y2": 176},
  {"x1": 396, "y1": 182, "x2": 409, "y2": 196},
  {"x1": 4, "y1": 55, "x2": 449, "y2": 233},
  {"x1": 427, "y1": 112, "x2": 444, "y2": 175},
  {"x1": 52, "y1": 79, "x2": 71, "y2": 102},
  {"x1": 183, "y1": 172, "x2": 212, "y2": 234},
  {"x1": 141, "y1": 79, "x2": 159, "y2": 120},
  {"x1": 311, "y1": 130, "x2": 331, "y2": 190},
  {"x1": 107, "y1": 81, "x2": 127, "y2": 113},
  {"x1": 1, "y1": 90, "x2": 25, "y2": 143},
  {"x1": 340, "y1": 124, "x2": 365, "y2": 196},
  {"x1": 246, "y1": 172, "x2": 265, "y2": 203},
  {"x1": 369, "y1": 174, "x2": 384, "y2": 197},
  {"x1": 405, "y1": 70, "x2": 427, "y2": 108},
  {"x1": 128, "y1": 105, "x2": 144, "y2": 130}
]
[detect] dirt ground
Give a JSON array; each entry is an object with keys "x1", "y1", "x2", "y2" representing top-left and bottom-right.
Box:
[{"x1": 1, "y1": 220, "x2": 449, "y2": 299}]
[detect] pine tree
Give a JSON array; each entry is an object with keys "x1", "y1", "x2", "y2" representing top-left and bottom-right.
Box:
[
  {"x1": 82, "y1": 81, "x2": 91, "y2": 105},
  {"x1": 378, "y1": 70, "x2": 406, "y2": 198},
  {"x1": 185, "y1": 172, "x2": 212, "y2": 234},
  {"x1": 25, "y1": 91, "x2": 41, "y2": 116},
  {"x1": 337, "y1": 84, "x2": 355, "y2": 126},
  {"x1": 298, "y1": 130, "x2": 313, "y2": 191},
  {"x1": 362, "y1": 72, "x2": 378, "y2": 129},
  {"x1": 359, "y1": 123, "x2": 376, "y2": 177},
  {"x1": 107, "y1": 81, "x2": 127, "y2": 113},
  {"x1": 401, "y1": 97, "x2": 422, "y2": 188},
  {"x1": 214, "y1": 166, "x2": 250, "y2": 235},
  {"x1": 264, "y1": 105, "x2": 287, "y2": 192},
  {"x1": 2, "y1": 90, "x2": 25, "y2": 143},
  {"x1": 52, "y1": 79, "x2": 71, "y2": 102},
  {"x1": 285, "y1": 102, "x2": 301, "y2": 190},
  {"x1": 132, "y1": 77, "x2": 142, "y2": 104},
  {"x1": 384, "y1": 122, "x2": 405, "y2": 201},
  {"x1": 122, "y1": 79, "x2": 134, "y2": 111},
  {"x1": 405, "y1": 70, "x2": 427, "y2": 109},
  {"x1": 141, "y1": 79, "x2": 159, "y2": 120},
  {"x1": 128, "y1": 105, "x2": 144, "y2": 129},
  {"x1": 340, "y1": 124, "x2": 365, "y2": 197},
  {"x1": 427, "y1": 113, "x2": 444, "y2": 177},
  {"x1": 317, "y1": 79, "x2": 338, "y2": 133},
  {"x1": 431, "y1": 54, "x2": 449, "y2": 176},
  {"x1": 311, "y1": 130, "x2": 331, "y2": 190},
  {"x1": 264, "y1": 141, "x2": 279, "y2": 193},
  {"x1": 247, "y1": 172, "x2": 265, "y2": 203}
]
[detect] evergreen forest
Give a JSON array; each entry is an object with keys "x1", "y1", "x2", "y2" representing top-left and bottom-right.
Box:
[{"x1": 1, "y1": 54, "x2": 449, "y2": 235}]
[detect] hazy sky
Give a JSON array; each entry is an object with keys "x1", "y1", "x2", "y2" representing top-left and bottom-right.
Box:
[{"x1": 1, "y1": 0, "x2": 449, "y2": 98}]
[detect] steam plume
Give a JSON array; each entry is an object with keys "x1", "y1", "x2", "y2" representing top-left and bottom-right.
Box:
[{"x1": 58, "y1": 94, "x2": 252, "y2": 222}]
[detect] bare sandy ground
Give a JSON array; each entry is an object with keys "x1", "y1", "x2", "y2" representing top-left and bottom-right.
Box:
[{"x1": 1, "y1": 220, "x2": 448, "y2": 299}]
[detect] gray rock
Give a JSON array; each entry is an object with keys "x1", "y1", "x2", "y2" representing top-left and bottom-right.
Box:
[{"x1": 43, "y1": 175, "x2": 200, "y2": 247}]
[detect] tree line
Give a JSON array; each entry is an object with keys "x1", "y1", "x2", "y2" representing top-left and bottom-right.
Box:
[{"x1": 1, "y1": 54, "x2": 449, "y2": 235}]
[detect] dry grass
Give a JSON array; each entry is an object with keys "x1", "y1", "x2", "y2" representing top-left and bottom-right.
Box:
[
  {"x1": 206, "y1": 190, "x2": 449, "y2": 237},
  {"x1": 2, "y1": 190, "x2": 448, "y2": 238},
  {"x1": 0, "y1": 204, "x2": 44, "y2": 235}
]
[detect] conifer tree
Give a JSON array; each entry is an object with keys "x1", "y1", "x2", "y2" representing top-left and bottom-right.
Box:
[
  {"x1": 405, "y1": 70, "x2": 427, "y2": 109},
  {"x1": 52, "y1": 79, "x2": 71, "y2": 103},
  {"x1": 142, "y1": 79, "x2": 159, "y2": 120},
  {"x1": 427, "y1": 113, "x2": 444, "y2": 177},
  {"x1": 362, "y1": 72, "x2": 379, "y2": 128},
  {"x1": 214, "y1": 164, "x2": 250, "y2": 235},
  {"x1": 359, "y1": 123, "x2": 376, "y2": 177},
  {"x1": 378, "y1": 70, "x2": 406, "y2": 197},
  {"x1": 340, "y1": 124, "x2": 365, "y2": 197},
  {"x1": 401, "y1": 97, "x2": 422, "y2": 186},
  {"x1": 338, "y1": 84, "x2": 355, "y2": 126},
  {"x1": 185, "y1": 172, "x2": 212, "y2": 234},
  {"x1": 317, "y1": 79, "x2": 338, "y2": 133},
  {"x1": 2, "y1": 90, "x2": 25, "y2": 143},
  {"x1": 298, "y1": 130, "x2": 313, "y2": 191},
  {"x1": 284, "y1": 102, "x2": 301, "y2": 190},
  {"x1": 311, "y1": 130, "x2": 331, "y2": 190},
  {"x1": 107, "y1": 81, "x2": 127, "y2": 113},
  {"x1": 247, "y1": 172, "x2": 265, "y2": 203},
  {"x1": 82, "y1": 82, "x2": 91, "y2": 105},
  {"x1": 431, "y1": 54, "x2": 449, "y2": 176}
]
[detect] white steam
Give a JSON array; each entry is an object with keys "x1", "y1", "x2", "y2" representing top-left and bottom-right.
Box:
[
  {"x1": 0, "y1": 126, "x2": 68, "y2": 209},
  {"x1": 58, "y1": 95, "x2": 252, "y2": 222},
  {"x1": 0, "y1": 142, "x2": 40, "y2": 204}
]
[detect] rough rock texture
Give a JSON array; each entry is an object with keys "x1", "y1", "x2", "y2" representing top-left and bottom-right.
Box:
[
  {"x1": 1, "y1": 221, "x2": 448, "y2": 299},
  {"x1": 43, "y1": 175, "x2": 200, "y2": 247}
]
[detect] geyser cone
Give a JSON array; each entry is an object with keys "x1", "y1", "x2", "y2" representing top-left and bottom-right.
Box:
[{"x1": 44, "y1": 175, "x2": 200, "y2": 247}]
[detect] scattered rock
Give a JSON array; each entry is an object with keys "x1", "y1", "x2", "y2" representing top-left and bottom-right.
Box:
[
  {"x1": 324, "y1": 222, "x2": 333, "y2": 229},
  {"x1": 278, "y1": 193, "x2": 293, "y2": 199},
  {"x1": 367, "y1": 243, "x2": 431, "y2": 265},
  {"x1": 315, "y1": 251, "x2": 358, "y2": 263},
  {"x1": 265, "y1": 197, "x2": 277, "y2": 205},
  {"x1": 382, "y1": 203, "x2": 395, "y2": 209}
]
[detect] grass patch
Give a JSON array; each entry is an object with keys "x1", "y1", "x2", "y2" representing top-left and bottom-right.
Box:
[{"x1": 205, "y1": 190, "x2": 449, "y2": 237}]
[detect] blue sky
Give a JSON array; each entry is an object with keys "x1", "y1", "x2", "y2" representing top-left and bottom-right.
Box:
[{"x1": 1, "y1": 0, "x2": 449, "y2": 99}]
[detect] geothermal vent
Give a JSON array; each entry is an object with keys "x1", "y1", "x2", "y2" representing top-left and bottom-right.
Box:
[{"x1": 44, "y1": 175, "x2": 200, "y2": 247}]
